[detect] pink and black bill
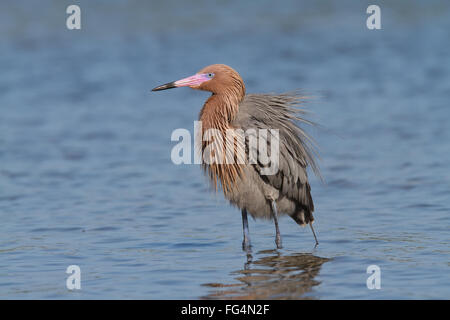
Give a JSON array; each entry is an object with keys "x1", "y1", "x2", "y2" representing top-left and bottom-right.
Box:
[{"x1": 152, "y1": 73, "x2": 214, "y2": 91}]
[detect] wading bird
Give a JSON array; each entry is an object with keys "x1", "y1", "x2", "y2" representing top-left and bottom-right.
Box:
[{"x1": 152, "y1": 64, "x2": 319, "y2": 249}]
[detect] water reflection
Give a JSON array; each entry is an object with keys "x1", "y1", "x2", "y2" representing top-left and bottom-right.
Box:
[{"x1": 203, "y1": 250, "x2": 330, "y2": 299}]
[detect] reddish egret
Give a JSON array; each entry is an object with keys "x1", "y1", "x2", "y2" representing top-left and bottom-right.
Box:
[{"x1": 152, "y1": 64, "x2": 319, "y2": 249}]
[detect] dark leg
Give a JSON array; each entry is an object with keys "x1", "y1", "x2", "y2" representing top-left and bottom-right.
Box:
[
  {"x1": 310, "y1": 224, "x2": 319, "y2": 246},
  {"x1": 271, "y1": 201, "x2": 282, "y2": 249},
  {"x1": 241, "y1": 209, "x2": 251, "y2": 250}
]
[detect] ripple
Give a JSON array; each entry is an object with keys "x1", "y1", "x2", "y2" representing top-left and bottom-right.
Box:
[
  {"x1": 327, "y1": 178, "x2": 357, "y2": 188},
  {"x1": 30, "y1": 227, "x2": 84, "y2": 233}
]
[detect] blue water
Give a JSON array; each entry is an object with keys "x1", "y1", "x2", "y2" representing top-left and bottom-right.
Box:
[{"x1": 1, "y1": 0, "x2": 449, "y2": 299}]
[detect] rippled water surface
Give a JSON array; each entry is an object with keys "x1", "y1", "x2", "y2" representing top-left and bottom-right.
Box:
[{"x1": 1, "y1": 0, "x2": 449, "y2": 299}]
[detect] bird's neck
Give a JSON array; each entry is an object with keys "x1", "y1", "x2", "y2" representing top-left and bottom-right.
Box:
[
  {"x1": 199, "y1": 92, "x2": 242, "y2": 132},
  {"x1": 198, "y1": 91, "x2": 245, "y2": 194}
]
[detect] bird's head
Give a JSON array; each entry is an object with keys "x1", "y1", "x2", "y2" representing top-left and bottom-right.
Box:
[{"x1": 152, "y1": 64, "x2": 245, "y2": 97}]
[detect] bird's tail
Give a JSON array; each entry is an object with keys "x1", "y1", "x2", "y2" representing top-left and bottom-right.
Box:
[{"x1": 290, "y1": 208, "x2": 314, "y2": 226}]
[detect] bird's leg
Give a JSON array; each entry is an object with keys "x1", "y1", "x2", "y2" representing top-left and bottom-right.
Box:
[
  {"x1": 241, "y1": 209, "x2": 251, "y2": 251},
  {"x1": 244, "y1": 252, "x2": 253, "y2": 270},
  {"x1": 310, "y1": 224, "x2": 319, "y2": 247},
  {"x1": 271, "y1": 201, "x2": 282, "y2": 249}
]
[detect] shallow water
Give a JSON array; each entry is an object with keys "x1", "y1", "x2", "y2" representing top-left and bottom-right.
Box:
[{"x1": 0, "y1": 0, "x2": 449, "y2": 299}]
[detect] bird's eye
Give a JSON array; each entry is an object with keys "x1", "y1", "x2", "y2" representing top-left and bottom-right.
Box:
[{"x1": 207, "y1": 73, "x2": 214, "y2": 78}]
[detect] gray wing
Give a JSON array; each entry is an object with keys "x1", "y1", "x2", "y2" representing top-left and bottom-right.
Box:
[{"x1": 232, "y1": 93, "x2": 319, "y2": 218}]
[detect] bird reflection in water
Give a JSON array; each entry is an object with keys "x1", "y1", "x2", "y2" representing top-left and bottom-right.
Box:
[{"x1": 202, "y1": 250, "x2": 330, "y2": 299}]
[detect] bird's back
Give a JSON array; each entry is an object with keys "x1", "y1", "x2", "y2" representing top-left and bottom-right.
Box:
[{"x1": 230, "y1": 93, "x2": 319, "y2": 226}]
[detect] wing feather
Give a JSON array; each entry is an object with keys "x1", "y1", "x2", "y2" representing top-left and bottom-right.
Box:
[{"x1": 232, "y1": 92, "x2": 319, "y2": 212}]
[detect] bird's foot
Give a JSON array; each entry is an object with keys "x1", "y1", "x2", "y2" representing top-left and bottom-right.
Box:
[
  {"x1": 242, "y1": 237, "x2": 252, "y2": 252},
  {"x1": 275, "y1": 236, "x2": 282, "y2": 249},
  {"x1": 242, "y1": 242, "x2": 252, "y2": 252}
]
